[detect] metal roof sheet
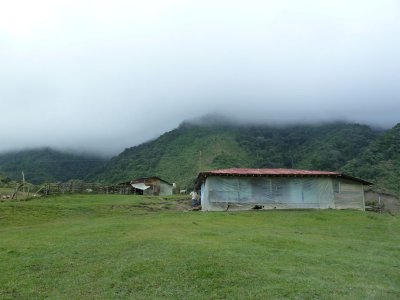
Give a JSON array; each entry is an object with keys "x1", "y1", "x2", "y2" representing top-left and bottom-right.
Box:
[
  {"x1": 130, "y1": 176, "x2": 173, "y2": 185},
  {"x1": 195, "y1": 168, "x2": 372, "y2": 186},
  {"x1": 131, "y1": 183, "x2": 151, "y2": 191},
  {"x1": 204, "y1": 168, "x2": 339, "y2": 176}
]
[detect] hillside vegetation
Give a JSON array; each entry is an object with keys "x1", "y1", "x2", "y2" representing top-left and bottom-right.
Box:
[
  {"x1": 343, "y1": 123, "x2": 400, "y2": 194},
  {"x1": 1, "y1": 120, "x2": 400, "y2": 195},
  {"x1": 0, "y1": 194, "x2": 399, "y2": 299},
  {"x1": 0, "y1": 148, "x2": 106, "y2": 184},
  {"x1": 92, "y1": 121, "x2": 379, "y2": 189}
]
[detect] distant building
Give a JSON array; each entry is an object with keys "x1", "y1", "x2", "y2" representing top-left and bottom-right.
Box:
[
  {"x1": 195, "y1": 168, "x2": 371, "y2": 211},
  {"x1": 130, "y1": 177, "x2": 173, "y2": 196}
]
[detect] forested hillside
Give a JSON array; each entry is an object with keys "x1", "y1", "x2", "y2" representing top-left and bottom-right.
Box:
[
  {"x1": 2, "y1": 121, "x2": 399, "y2": 194},
  {"x1": 92, "y1": 121, "x2": 380, "y2": 190},
  {"x1": 0, "y1": 148, "x2": 106, "y2": 184},
  {"x1": 343, "y1": 123, "x2": 400, "y2": 195}
]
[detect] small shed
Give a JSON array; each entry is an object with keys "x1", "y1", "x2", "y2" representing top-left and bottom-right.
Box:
[
  {"x1": 195, "y1": 168, "x2": 371, "y2": 211},
  {"x1": 131, "y1": 177, "x2": 173, "y2": 196}
]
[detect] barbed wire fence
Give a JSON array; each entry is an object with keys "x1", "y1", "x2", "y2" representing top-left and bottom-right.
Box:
[{"x1": 0, "y1": 182, "x2": 137, "y2": 201}]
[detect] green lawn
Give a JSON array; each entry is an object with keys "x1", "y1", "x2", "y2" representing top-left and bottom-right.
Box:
[{"x1": 0, "y1": 195, "x2": 399, "y2": 299}]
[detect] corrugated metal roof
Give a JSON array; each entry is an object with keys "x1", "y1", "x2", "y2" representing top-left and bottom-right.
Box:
[
  {"x1": 204, "y1": 168, "x2": 339, "y2": 176},
  {"x1": 131, "y1": 183, "x2": 151, "y2": 191},
  {"x1": 130, "y1": 176, "x2": 173, "y2": 185},
  {"x1": 195, "y1": 168, "x2": 372, "y2": 186}
]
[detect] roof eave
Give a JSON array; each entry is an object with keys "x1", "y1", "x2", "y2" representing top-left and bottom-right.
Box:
[
  {"x1": 195, "y1": 171, "x2": 373, "y2": 186},
  {"x1": 337, "y1": 173, "x2": 373, "y2": 185}
]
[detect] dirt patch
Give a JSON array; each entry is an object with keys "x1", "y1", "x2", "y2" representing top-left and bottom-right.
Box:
[{"x1": 109, "y1": 198, "x2": 193, "y2": 212}]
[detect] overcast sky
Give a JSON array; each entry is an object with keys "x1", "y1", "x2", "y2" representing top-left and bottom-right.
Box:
[{"x1": 1, "y1": 0, "x2": 399, "y2": 156}]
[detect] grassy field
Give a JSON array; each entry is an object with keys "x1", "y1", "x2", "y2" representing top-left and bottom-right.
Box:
[{"x1": 0, "y1": 195, "x2": 399, "y2": 299}]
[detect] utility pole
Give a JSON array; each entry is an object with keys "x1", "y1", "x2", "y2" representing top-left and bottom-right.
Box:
[
  {"x1": 198, "y1": 151, "x2": 203, "y2": 172},
  {"x1": 22, "y1": 171, "x2": 25, "y2": 194}
]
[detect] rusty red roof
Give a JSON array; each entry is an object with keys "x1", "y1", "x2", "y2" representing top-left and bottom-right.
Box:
[
  {"x1": 204, "y1": 168, "x2": 339, "y2": 176},
  {"x1": 195, "y1": 168, "x2": 372, "y2": 186}
]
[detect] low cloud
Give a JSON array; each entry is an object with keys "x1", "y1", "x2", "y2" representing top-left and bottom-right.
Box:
[{"x1": 0, "y1": 0, "x2": 399, "y2": 155}]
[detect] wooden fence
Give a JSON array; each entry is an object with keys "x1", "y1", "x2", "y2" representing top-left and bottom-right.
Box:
[{"x1": 38, "y1": 182, "x2": 135, "y2": 196}]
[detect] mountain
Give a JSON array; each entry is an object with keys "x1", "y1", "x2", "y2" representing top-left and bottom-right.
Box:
[
  {"x1": 91, "y1": 121, "x2": 380, "y2": 190},
  {"x1": 343, "y1": 123, "x2": 400, "y2": 195},
  {"x1": 3, "y1": 120, "x2": 398, "y2": 194},
  {"x1": 0, "y1": 148, "x2": 106, "y2": 184}
]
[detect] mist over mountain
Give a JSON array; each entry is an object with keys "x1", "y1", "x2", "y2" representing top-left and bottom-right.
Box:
[
  {"x1": 1, "y1": 1, "x2": 399, "y2": 155},
  {"x1": 90, "y1": 120, "x2": 382, "y2": 189},
  {"x1": 1, "y1": 118, "x2": 399, "y2": 195}
]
